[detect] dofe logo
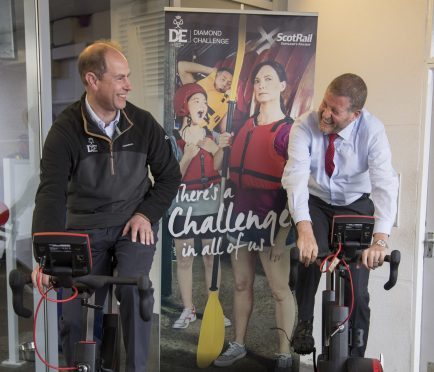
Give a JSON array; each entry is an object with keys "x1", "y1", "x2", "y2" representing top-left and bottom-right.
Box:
[
  {"x1": 168, "y1": 15, "x2": 188, "y2": 43},
  {"x1": 86, "y1": 138, "x2": 98, "y2": 153}
]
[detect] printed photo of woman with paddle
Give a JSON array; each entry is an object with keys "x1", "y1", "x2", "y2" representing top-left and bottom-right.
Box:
[{"x1": 213, "y1": 60, "x2": 296, "y2": 371}]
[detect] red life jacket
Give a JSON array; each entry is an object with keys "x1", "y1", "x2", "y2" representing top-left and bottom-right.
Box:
[
  {"x1": 229, "y1": 116, "x2": 291, "y2": 190},
  {"x1": 176, "y1": 132, "x2": 221, "y2": 190}
]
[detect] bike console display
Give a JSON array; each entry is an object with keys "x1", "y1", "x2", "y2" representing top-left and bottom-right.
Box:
[
  {"x1": 330, "y1": 215, "x2": 375, "y2": 252},
  {"x1": 33, "y1": 232, "x2": 92, "y2": 277}
]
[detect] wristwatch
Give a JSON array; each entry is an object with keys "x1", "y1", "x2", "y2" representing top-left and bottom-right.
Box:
[{"x1": 374, "y1": 239, "x2": 388, "y2": 248}]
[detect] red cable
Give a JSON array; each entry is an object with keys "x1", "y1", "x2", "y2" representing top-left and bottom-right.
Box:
[
  {"x1": 337, "y1": 258, "x2": 354, "y2": 327},
  {"x1": 318, "y1": 242, "x2": 355, "y2": 328},
  {"x1": 320, "y1": 241, "x2": 342, "y2": 273},
  {"x1": 37, "y1": 269, "x2": 79, "y2": 302},
  {"x1": 33, "y1": 270, "x2": 80, "y2": 370},
  {"x1": 319, "y1": 254, "x2": 334, "y2": 272},
  {"x1": 33, "y1": 288, "x2": 77, "y2": 371}
]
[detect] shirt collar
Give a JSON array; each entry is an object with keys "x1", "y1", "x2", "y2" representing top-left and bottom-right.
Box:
[
  {"x1": 85, "y1": 95, "x2": 120, "y2": 130},
  {"x1": 335, "y1": 117, "x2": 358, "y2": 141}
]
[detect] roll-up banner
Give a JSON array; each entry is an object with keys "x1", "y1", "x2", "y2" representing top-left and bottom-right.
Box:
[{"x1": 162, "y1": 8, "x2": 317, "y2": 371}]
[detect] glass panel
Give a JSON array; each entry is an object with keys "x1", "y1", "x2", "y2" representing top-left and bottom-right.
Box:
[
  {"x1": 0, "y1": 0, "x2": 168, "y2": 369},
  {"x1": 0, "y1": 0, "x2": 40, "y2": 370}
]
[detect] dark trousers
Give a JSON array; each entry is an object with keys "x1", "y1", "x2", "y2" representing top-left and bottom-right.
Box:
[
  {"x1": 59, "y1": 224, "x2": 157, "y2": 372},
  {"x1": 295, "y1": 194, "x2": 374, "y2": 357}
]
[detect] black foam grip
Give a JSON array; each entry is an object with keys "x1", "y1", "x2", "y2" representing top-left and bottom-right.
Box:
[
  {"x1": 384, "y1": 250, "x2": 401, "y2": 290},
  {"x1": 75, "y1": 275, "x2": 138, "y2": 289},
  {"x1": 209, "y1": 255, "x2": 220, "y2": 291},
  {"x1": 137, "y1": 275, "x2": 154, "y2": 322},
  {"x1": 74, "y1": 274, "x2": 107, "y2": 289},
  {"x1": 289, "y1": 247, "x2": 300, "y2": 291},
  {"x1": 9, "y1": 270, "x2": 32, "y2": 318}
]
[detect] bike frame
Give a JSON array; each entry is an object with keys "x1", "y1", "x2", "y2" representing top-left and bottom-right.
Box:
[
  {"x1": 9, "y1": 232, "x2": 153, "y2": 372},
  {"x1": 289, "y1": 215, "x2": 400, "y2": 372}
]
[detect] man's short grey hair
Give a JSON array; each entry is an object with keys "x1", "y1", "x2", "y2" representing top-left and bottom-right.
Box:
[{"x1": 327, "y1": 73, "x2": 368, "y2": 112}]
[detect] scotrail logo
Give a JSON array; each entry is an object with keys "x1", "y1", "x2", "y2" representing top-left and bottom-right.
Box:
[
  {"x1": 276, "y1": 32, "x2": 313, "y2": 45},
  {"x1": 168, "y1": 15, "x2": 188, "y2": 44}
]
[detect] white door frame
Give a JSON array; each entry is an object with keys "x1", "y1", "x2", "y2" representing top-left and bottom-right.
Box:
[
  {"x1": 415, "y1": 66, "x2": 432, "y2": 372},
  {"x1": 414, "y1": 0, "x2": 434, "y2": 369}
]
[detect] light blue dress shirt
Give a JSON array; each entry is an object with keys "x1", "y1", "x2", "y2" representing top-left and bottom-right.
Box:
[
  {"x1": 85, "y1": 95, "x2": 120, "y2": 139},
  {"x1": 282, "y1": 109, "x2": 398, "y2": 235}
]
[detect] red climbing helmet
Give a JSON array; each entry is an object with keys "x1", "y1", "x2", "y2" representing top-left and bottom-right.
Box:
[{"x1": 173, "y1": 83, "x2": 207, "y2": 117}]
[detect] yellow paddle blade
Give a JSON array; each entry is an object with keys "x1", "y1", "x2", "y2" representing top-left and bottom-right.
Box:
[{"x1": 196, "y1": 291, "x2": 225, "y2": 368}]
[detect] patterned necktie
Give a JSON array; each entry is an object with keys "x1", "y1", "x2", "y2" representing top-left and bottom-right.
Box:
[{"x1": 325, "y1": 133, "x2": 338, "y2": 177}]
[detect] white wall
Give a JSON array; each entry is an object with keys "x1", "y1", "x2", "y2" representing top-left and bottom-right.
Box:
[
  {"x1": 284, "y1": 1, "x2": 427, "y2": 371},
  {"x1": 170, "y1": 0, "x2": 428, "y2": 370}
]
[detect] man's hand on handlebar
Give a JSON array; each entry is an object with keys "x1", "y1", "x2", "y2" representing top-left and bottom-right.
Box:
[
  {"x1": 361, "y1": 233, "x2": 388, "y2": 270},
  {"x1": 31, "y1": 264, "x2": 51, "y2": 289},
  {"x1": 296, "y1": 220, "x2": 318, "y2": 267}
]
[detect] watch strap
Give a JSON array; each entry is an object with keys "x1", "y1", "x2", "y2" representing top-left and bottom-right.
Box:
[{"x1": 374, "y1": 239, "x2": 388, "y2": 248}]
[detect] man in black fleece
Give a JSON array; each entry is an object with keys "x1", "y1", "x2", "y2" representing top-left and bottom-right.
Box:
[{"x1": 31, "y1": 40, "x2": 181, "y2": 371}]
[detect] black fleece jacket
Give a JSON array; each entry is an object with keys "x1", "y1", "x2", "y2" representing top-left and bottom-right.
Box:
[{"x1": 32, "y1": 95, "x2": 181, "y2": 232}]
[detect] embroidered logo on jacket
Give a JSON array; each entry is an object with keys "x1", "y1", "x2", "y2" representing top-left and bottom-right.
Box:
[{"x1": 86, "y1": 138, "x2": 98, "y2": 153}]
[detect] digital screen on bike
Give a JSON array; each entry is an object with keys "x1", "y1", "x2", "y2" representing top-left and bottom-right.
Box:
[
  {"x1": 33, "y1": 232, "x2": 92, "y2": 277},
  {"x1": 330, "y1": 215, "x2": 375, "y2": 252}
]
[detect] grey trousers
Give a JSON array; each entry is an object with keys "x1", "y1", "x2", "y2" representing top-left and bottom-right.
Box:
[{"x1": 59, "y1": 224, "x2": 157, "y2": 372}]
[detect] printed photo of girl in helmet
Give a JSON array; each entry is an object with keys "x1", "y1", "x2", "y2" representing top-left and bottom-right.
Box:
[{"x1": 168, "y1": 83, "x2": 231, "y2": 329}]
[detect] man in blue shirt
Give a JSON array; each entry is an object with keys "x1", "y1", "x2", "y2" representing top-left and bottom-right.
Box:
[{"x1": 282, "y1": 73, "x2": 398, "y2": 356}]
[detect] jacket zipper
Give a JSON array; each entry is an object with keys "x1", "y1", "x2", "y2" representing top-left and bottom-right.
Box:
[
  {"x1": 109, "y1": 142, "x2": 115, "y2": 175},
  {"x1": 82, "y1": 107, "x2": 134, "y2": 177}
]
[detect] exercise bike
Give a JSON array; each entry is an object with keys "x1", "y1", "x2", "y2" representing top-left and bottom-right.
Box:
[
  {"x1": 289, "y1": 215, "x2": 401, "y2": 372},
  {"x1": 9, "y1": 232, "x2": 154, "y2": 372}
]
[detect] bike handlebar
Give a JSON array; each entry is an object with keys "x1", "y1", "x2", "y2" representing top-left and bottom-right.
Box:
[
  {"x1": 9, "y1": 270, "x2": 32, "y2": 318},
  {"x1": 289, "y1": 248, "x2": 401, "y2": 291},
  {"x1": 8, "y1": 270, "x2": 154, "y2": 321},
  {"x1": 383, "y1": 250, "x2": 400, "y2": 290}
]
